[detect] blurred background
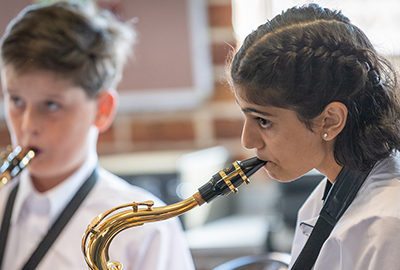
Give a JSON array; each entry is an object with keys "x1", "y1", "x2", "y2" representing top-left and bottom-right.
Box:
[{"x1": 0, "y1": 0, "x2": 399, "y2": 269}]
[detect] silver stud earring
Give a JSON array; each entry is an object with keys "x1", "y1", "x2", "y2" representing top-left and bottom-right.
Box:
[{"x1": 323, "y1": 133, "x2": 328, "y2": 138}]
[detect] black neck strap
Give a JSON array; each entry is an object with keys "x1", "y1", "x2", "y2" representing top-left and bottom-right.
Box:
[
  {"x1": 0, "y1": 168, "x2": 98, "y2": 270},
  {"x1": 0, "y1": 181, "x2": 19, "y2": 268},
  {"x1": 291, "y1": 166, "x2": 372, "y2": 270}
]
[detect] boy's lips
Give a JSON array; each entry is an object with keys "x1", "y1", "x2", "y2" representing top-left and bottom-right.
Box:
[{"x1": 28, "y1": 147, "x2": 41, "y2": 156}]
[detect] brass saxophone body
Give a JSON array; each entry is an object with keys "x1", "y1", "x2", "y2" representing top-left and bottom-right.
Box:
[
  {"x1": 82, "y1": 156, "x2": 267, "y2": 270},
  {"x1": 0, "y1": 146, "x2": 35, "y2": 190}
]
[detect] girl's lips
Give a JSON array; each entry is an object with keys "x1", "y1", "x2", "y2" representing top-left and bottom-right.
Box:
[{"x1": 257, "y1": 156, "x2": 269, "y2": 163}]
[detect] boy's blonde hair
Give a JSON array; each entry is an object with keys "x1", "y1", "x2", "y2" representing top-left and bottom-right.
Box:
[{"x1": 1, "y1": 1, "x2": 135, "y2": 97}]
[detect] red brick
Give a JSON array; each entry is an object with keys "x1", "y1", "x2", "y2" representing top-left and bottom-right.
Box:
[
  {"x1": 212, "y1": 42, "x2": 236, "y2": 65},
  {"x1": 214, "y1": 119, "x2": 243, "y2": 139},
  {"x1": 131, "y1": 121, "x2": 195, "y2": 142},
  {"x1": 98, "y1": 124, "x2": 116, "y2": 144},
  {"x1": 212, "y1": 81, "x2": 236, "y2": 102},
  {"x1": 209, "y1": 5, "x2": 232, "y2": 27},
  {"x1": 0, "y1": 126, "x2": 11, "y2": 150}
]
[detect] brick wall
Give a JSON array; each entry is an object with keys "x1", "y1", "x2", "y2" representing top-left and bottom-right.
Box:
[
  {"x1": 95, "y1": 0, "x2": 247, "y2": 158},
  {"x1": 97, "y1": 0, "x2": 249, "y2": 159},
  {"x1": 0, "y1": 0, "x2": 251, "y2": 161}
]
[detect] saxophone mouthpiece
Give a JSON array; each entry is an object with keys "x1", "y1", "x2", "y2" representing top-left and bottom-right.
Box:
[
  {"x1": 0, "y1": 146, "x2": 35, "y2": 189},
  {"x1": 198, "y1": 156, "x2": 266, "y2": 204},
  {"x1": 240, "y1": 156, "x2": 267, "y2": 173}
]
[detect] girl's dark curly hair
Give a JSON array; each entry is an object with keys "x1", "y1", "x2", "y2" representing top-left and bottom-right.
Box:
[{"x1": 229, "y1": 4, "x2": 400, "y2": 173}]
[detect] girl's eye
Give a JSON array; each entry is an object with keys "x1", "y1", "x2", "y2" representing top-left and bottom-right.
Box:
[
  {"x1": 256, "y1": 117, "x2": 271, "y2": 128},
  {"x1": 45, "y1": 101, "x2": 61, "y2": 111}
]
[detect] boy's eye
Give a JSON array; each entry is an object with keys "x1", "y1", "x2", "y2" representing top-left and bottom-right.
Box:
[
  {"x1": 45, "y1": 101, "x2": 61, "y2": 111},
  {"x1": 11, "y1": 96, "x2": 24, "y2": 107}
]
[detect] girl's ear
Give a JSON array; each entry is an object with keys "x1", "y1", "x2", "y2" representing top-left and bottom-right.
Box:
[
  {"x1": 321, "y1": 102, "x2": 348, "y2": 140},
  {"x1": 94, "y1": 89, "x2": 119, "y2": 133}
]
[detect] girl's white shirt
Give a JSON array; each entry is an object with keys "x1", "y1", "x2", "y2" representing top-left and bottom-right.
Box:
[{"x1": 290, "y1": 153, "x2": 400, "y2": 270}]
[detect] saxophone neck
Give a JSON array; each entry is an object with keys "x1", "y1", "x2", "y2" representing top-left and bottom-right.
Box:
[
  {"x1": 81, "y1": 156, "x2": 266, "y2": 270},
  {"x1": 82, "y1": 196, "x2": 200, "y2": 270}
]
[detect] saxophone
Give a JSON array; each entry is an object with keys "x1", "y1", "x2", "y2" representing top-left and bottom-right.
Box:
[
  {"x1": 82, "y1": 156, "x2": 267, "y2": 270},
  {"x1": 0, "y1": 146, "x2": 35, "y2": 190}
]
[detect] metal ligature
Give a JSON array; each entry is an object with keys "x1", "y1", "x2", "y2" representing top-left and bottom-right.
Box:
[
  {"x1": 0, "y1": 146, "x2": 35, "y2": 190},
  {"x1": 82, "y1": 156, "x2": 267, "y2": 270}
]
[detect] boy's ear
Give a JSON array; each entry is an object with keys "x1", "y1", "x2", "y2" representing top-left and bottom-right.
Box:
[
  {"x1": 94, "y1": 89, "x2": 119, "y2": 133},
  {"x1": 321, "y1": 102, "x2": 348, "y2": 140}
]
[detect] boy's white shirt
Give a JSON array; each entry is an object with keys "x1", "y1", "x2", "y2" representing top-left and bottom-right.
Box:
[{"x1": 0, "y1": 129, "x2": 195, "y2": 270}]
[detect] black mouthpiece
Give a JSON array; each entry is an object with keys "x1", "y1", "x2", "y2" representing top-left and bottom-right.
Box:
[{"x1": 198, "y1": 156, "x2": 266, "y2": 203}]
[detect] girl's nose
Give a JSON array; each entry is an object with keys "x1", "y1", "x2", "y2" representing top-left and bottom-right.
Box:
[{"x1": 241, "y1": 120, "x2": 264, "y2": 150}]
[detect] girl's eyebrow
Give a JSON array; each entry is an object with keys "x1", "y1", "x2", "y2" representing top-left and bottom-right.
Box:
[
  {"x1": 235, "y1": 98, "x2": 274, "y2": 116},
  {"x1": 242, "y1": 107, "x2": 273, "y2": 116}
]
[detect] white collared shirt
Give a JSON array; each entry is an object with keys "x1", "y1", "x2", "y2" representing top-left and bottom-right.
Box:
[
  {"x1": 289, "y1": 154, "x2": 400, "y2": 270},
  {"x1": 0, "y1": 151, "x2": 195, "y2": 270}
]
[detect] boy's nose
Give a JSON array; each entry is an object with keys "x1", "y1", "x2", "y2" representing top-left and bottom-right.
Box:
[{"x1": 21, "y1": 106, "x2": 41, "y2": 135}]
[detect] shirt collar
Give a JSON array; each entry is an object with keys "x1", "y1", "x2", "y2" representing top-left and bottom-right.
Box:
[
  {"x1": 321, "y1": 179, "x2": 332, "y2": 201},
  {"x1": 320, "y1": 153, "x2": 400, "y2": 201},
  {"x1": 368, "y1": 152, "x2": 400, "y2": 180},
  {"x1": 11, "y1": 151, "x2": 98, "y2": 225}
]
